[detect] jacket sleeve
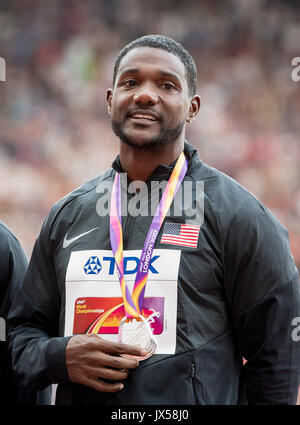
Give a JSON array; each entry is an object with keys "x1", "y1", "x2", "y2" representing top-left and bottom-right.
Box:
[
  {"x1": 0, "y1": 225, "x2": 28, "y2": 402},
  {"x1": 223, "y1": 201, "x2": 300, "y2": 405},
  {"x1": 7, "y1": 213, "x2": 72, "y2": 391},
  {"x1": 0, "y1": 223, "x2": 28, "y2": 319}
]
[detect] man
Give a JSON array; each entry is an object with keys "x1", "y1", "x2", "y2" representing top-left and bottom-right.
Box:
[
  {"x1": 8, "y1": 35, "x2": 300, "y2": 405},
  {"x1": 0, "y1": 221, "x2": 50, "y2": 404}
]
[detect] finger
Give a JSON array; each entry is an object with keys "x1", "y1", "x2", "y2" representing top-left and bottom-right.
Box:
[
  {"x1": 85, "y1": 377, "x2": 125, "y2": 393},
  {"x1": 99, "y1": 353, "x2": 140, "y2": 370},
  {"x1": 118, "y1": 342, "x2": 149, "y2": 357},
  {"x1": 96, "y1": 367, "x2": 129, "y2": 381},
  {"x1": 97, "y1": 338, "x2": 148, "y2": 357}
]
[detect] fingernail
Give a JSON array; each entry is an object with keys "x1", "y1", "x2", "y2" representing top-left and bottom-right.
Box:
[
  {"x1": 140, "y1": 349, "x2": 149, "y2": 356},
  {"x1": 119, "y1": 383, "x2": 124, "y2": 390}
]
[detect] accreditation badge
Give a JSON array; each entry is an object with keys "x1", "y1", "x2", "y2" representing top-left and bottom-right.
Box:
[{"x1": 64, "y1": 249, "x2": 181, "y2": 355}]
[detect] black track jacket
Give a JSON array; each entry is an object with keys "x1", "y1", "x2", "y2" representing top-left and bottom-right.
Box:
[
  {"x1": 0, "y1": 221, "x2": 51, "y2": 404},
  {"x1": 7, "y1": 142, "x2": 300, "y2": 404}
]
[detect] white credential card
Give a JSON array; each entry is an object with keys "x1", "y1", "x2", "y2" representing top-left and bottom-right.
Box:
[{"x1": 64, "y1": 249, "x2": 181, "y2": 354}]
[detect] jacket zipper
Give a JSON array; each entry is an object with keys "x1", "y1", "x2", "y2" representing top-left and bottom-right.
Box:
[
  {"x1": 122, "y1": 190, "x2": 135, "y2": 249},
  {"x1": 191, "y1": 362, "x2": 199, "y2": 404}
]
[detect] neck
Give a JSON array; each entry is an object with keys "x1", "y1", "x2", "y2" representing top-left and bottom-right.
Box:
[{"x1": 119, "y1": 139, "x2": 185, "y2": 182}]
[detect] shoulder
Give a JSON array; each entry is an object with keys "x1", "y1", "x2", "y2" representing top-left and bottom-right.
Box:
[
  {"x1": 0, "y1": 221, "x2": 28, "y2": 285},
  {"x1": 0, "y1": 220, "x2": 18, "y2": 240},
  {"x1": 0, "y1": 221, "x2": 23, "y2": 254},
  {"x1": 195, "y1": 162, "x2": 278, "y2": 230},
  {"x1": 43, "y1": 169, "x2": 114, "y2": 235},
  {"x1": 199, "y1": 163, "x2": 296, "y2": 274},
  {"x1": 193, "y1": 162, "x2": 294, "y2": 271}
]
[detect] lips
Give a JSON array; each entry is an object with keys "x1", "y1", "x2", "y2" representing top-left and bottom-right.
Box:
[
  {"x1": 128, "y1": 110, "x2": 159, "y2": 122},
  {"x1": 131, "y1": 113, "x2": 156, "y2": 121}
]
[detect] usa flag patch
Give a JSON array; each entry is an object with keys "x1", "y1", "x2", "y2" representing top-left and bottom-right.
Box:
[{"x1": 160, "y1": 222, "x2": 200, "y2": 248}]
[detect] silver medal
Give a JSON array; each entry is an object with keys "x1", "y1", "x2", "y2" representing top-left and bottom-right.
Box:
[{"x1": 118, "y1": 314, "x2": 157, "y2": 361}]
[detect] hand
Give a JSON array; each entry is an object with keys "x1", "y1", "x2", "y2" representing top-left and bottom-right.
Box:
[{"x1": 65, "y1": 334, "x2": 147, "y2": 393}]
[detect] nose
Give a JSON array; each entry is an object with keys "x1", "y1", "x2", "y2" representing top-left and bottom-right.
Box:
[{"x1": 133, "y1": 83, "x2": 159, "y2": 105}]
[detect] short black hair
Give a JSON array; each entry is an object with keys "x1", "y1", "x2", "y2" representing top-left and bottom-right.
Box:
[{"x1": 112, "y1": 34, "x2": 197, "y2": 96}]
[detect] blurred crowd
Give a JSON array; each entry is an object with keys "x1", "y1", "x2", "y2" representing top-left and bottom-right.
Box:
[{"x1": 0, "y1": 0, "x2": 300, "y2": 274}]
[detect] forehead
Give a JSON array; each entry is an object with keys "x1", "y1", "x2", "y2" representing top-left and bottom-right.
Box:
[{"x1": 116, "y1": 46, "x2": 187, "y2": 84}]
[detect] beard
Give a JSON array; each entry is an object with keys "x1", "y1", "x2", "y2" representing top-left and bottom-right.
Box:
[{"x1": 111, "y1": 118, "x2": 185, "y2": 151}]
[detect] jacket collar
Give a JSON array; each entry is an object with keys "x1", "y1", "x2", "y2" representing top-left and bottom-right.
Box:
[{"x1": 111, "y1": 141, "x2": 202, "y2": 182}]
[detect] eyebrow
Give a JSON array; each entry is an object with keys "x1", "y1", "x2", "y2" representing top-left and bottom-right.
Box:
[
  {"x1": 117, "y1": 68, "x2": 182, "y2": 85},
  {"x1": 158, "y1": 70, "x2": 182, "y2": 83},
  {"x1": 118, "y1": 68, "x2": 139, "y2": 79}
]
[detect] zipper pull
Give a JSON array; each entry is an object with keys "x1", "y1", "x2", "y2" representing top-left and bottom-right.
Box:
[{"x1": 191, "y1": 362, "x2": 196, "y2": 378}]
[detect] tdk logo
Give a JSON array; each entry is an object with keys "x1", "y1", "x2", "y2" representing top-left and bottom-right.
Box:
[
  {"x1": 83, "y1": 255, "x2": 160, "y2": 275},
  {"x1": 84, "y1": 256, "x2": 102, "y2": 274}
]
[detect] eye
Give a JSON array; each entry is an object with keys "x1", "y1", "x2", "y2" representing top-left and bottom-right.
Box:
[
  {"x1": 123, "y1": 79, "x2": 137, "y2": 88},
  {"x1": 161, "y1": 82, "x2": 176, "y2": 91}
]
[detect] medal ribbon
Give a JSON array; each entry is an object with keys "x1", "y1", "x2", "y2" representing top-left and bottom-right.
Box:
[{"x1": 110, "y1": 152, "x2": 188, "y2": 319}]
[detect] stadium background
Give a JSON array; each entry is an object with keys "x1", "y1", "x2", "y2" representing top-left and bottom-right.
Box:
[{"x1": 0, "y1": 0, "x2": 299, "y2": 404}]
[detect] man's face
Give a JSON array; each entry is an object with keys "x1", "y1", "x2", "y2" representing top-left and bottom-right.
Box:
[{"x1": 107, "y1": 47, "x2": 194, "y2": 150}]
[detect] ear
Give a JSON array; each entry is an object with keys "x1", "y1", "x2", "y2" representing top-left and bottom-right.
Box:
[
  {"x1": 106, "y1": 88, "x2": 113, "y2": 115},
  {"x1": 186, "y1": 94, "x2": 201, "y2": 123}
]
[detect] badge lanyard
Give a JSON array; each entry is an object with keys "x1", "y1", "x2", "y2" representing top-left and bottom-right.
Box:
[{"x1": 110, "y1": 152, "x2": 188, "y2": 319}]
